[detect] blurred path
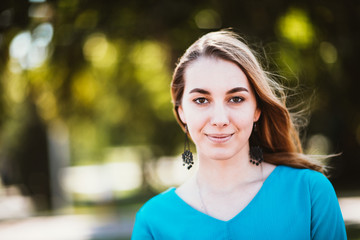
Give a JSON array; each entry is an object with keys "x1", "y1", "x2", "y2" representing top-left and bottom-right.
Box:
[
  {"x1": 339, "y1": 196, "x2": 360, "y2": 225},
  {"x1": 0, "y1": 214, "x2": 134, "y2": 240}
]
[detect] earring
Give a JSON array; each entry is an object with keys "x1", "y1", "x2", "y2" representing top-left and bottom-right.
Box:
[
  {"x1": 249, "y1": 122, "x2": 264, "y2": 166},
  {"x1": 182, "y1": 125, "x2": 194, "y2": 170}
]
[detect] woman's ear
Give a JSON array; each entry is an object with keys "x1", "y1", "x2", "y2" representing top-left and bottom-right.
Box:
[
  {"x1": 177, "y1": 105, "x2": 186, "y2": 124},
  {"x1": 254, "y1": 108, "x2": 261, "y2": 122}
]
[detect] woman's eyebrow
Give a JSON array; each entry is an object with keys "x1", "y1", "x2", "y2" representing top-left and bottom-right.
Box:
[
  {"x1": 189, "y1": 88, "x2": 210, "y2": 95},
  {"x1": 189, "y1": 87, "x2": 248, "y2": 95},
  {"x1": 226, "y1": 87, "x2": 249, "y2": 94}
]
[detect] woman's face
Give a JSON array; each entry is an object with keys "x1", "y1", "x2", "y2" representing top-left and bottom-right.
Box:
[{"x1": 178, "y1": 57, "x2": 261, "y2": 161}]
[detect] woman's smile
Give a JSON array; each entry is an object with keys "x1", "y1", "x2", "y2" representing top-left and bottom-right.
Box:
[{"x1": 205, "y1": 133, "x2": 234, "y2": 144}]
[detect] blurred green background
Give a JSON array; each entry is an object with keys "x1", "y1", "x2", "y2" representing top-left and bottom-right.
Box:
[{"x1": 0, "y1": 0, "x2": 359, "y2": 239}]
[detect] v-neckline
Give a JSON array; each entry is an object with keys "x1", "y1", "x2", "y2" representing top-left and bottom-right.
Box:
[{"x1": 172, "y1": 165, "x2": 281, "y2": 223}]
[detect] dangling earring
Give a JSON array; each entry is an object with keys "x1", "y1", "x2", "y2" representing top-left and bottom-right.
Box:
[
  {"x1": 182, "y1": 125, "x2": 194, "y2": 170},
  {"x1": 249, "y1": 122, "x2": 264, "y2": 166}
]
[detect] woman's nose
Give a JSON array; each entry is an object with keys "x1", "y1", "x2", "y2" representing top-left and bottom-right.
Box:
[{"x1": 210, "y1": 103, "x2": 230, "y2": 127}]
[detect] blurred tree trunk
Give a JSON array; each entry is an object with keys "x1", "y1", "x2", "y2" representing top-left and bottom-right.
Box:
[{"x1": 1, "y1": 100, "x2": 52, "y2": 211}]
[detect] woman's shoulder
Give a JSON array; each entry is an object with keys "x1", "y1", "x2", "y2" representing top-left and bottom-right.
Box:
[
  {"x1": 276, "y1": 164, "x2": 325, "y2": 177},
  {"x1": 275, "y1": 165, "x2": 333, "y2": 190}
]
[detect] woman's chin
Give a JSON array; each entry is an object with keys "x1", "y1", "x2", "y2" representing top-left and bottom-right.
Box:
[{"x1": 203, "y1": 151, "x2": 236, "y2": 161}]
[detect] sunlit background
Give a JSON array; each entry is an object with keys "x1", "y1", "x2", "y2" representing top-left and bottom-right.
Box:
[{"x1": 0, "y1": 0, "x2": 359, "y2": 239}]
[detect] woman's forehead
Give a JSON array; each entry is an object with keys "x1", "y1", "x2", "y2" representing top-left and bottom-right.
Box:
[{"x1": 183, "y1": 57, "x2": 251, "y2": 92}]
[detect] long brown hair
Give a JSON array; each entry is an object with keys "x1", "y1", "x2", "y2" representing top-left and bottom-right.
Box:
[{"x1": 171, "y1": 30, "x2": 326, "y2": 174}]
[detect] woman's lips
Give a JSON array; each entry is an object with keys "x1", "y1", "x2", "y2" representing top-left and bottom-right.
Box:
[{"x1": 205, "y1": 133, "x2": 234, "y2": 143}]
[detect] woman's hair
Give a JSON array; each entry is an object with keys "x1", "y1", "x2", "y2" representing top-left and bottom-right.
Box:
[{"x1": 171, "y1": 30, "x2": 326, "y2": 174}]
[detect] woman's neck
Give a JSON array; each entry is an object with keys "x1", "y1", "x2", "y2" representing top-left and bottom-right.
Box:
[{"x1": 196, "y1": 152, "x2": 263, "y2": 194}]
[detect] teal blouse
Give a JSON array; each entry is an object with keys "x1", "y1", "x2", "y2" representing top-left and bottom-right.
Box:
[{"x1": 132, "y1": 165, "x2": 347, "y2": 239}]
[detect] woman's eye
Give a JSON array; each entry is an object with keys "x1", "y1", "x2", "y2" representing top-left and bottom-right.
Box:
[
  {"x1": 194, "y1": 98, "x2": 208, "y2": 104},
  {"x1": 229, "y1": 96, "x2": 243, "y2": 103}
]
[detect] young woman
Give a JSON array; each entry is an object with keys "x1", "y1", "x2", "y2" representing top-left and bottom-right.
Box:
[{"x1": 131, "y1": 30, "x2": 347, "y2": 239}]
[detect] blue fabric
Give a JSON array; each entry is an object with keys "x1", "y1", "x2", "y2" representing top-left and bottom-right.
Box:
[{"x1": 132, "y1": 165, "x2": 347, "y2": 240}]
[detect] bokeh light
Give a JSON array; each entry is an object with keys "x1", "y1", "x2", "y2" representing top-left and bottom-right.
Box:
[
  {"x1": 319, "y1": 41, "x2": 338, "y2": 64},
  {"x1": 195, "y1": 9, "x2": 222, "y2": 29},
  {"x1": 9, "y1": 23, "x2": 53, "y2": 70},
  {"x1": 278, "y1": 8, "x2": 315, "y2": 48}
]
